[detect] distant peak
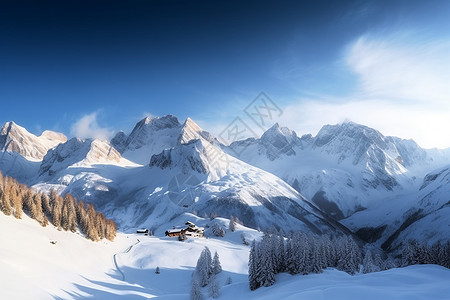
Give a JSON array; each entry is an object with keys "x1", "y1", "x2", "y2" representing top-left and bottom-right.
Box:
[
  {"x1": 182, "y1": 117, "x2": 201, "y2": 129},
  {"x1": 143, "y1": 116, "x2": 151, "y2": 124},
  {"x1": 1, "y1": 120, "x2": 21, "y2": 132},
  {"x1": 40, "y1": 130, "x2": 67, "y2": 142},
  {"x1": 178, "y1": 117, "x2": 206, "y2": 144},
  {"x1": 262, "y1": 122, "x2": 296, "y2": 140}
]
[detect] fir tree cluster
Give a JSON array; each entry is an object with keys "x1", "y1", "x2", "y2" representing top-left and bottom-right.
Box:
[
  {"x1": 402, "y1": 239, "x2": 450, "y2": 268},
  {"x1": 211, "y1": 223, "x2": 226, "y2": 237},
  {"x1": 191, "y1": 247, "x2": 222, "y2": 300},
  {"x1": 249, "y1": 231, "x2": 365, "y2": 290},
  {"x1": 0, "y1": 171, "x2": 116, "y2": 241}
]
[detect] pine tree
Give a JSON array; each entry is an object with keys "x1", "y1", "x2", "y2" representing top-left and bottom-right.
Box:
[
  {"x1": 195, "y1": 247, "x2": 213, "y2": 287},
  {"x1": 190, "y1": 277, "x2": 204, "y2": 300},
  {"x1": 382, "y1": 257, "x2": 397, "y2": 270},
  {"x1": 402, "y1": 240, "x2": 419, "y2": 266},
  {"x1": 212, "y1": 251, "x2": 222, "y2": 275},
  {"x1": 337, "y1": 236, "x2": 360, "y2": 275},
  {"x1": 260, "y1": 234, "x2": 275, "y2": 287},
  {"x1": 155, "y1": 266, "x2": 160, "y2": 274},
  {"x1": 362, "y1": 250, "x2": 377, "y2": 274},
  {"x1": 12, "y1": 188, "x2": 23, "y2": 219},
  {"x1": 52, "y1": 195, "x2": 63, "y2": 229},
  {"x1": 208, "y1": 274, "x2": 220, "y2": 298},
  {"x1": 22, "y1": 190, "x2": 33, "y2": 213},
  {"x1": 249, "y1": 240, "x2": 261, "y2": 290},
  {"x1": 211, "y1": 223, "x2": 225, "y2": 237},
  {"x1": 229, "y1": 216, "x2": 236, "y2": 232},
  {"x1": 32, "y1": 193, "x2": 46, "y2": 226},
  {"x1": 311, "y1": 239, "x2": 323, "y2": 274},
  {"x1": 41, "y1": 193, "x2": 51, "y2": 216},
  {"x1": 86, "y1": 204, "x2": 99, "y2": 241},
  {"x1": 0, "y1": 188, "x2": 12, "y2": 215}
]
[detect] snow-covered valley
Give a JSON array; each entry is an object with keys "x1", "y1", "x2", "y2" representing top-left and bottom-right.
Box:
[{"x1": 2, "y1": 213, "x2": 450, "y2": 300}]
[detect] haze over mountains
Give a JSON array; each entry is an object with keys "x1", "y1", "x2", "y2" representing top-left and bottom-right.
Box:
[{"x1": 1, "y1": 116, "x2": 449, "y2": 252}]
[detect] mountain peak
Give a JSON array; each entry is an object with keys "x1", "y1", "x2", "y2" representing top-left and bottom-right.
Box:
[
  {"x1": 0, "y1": 121, "x2": 66, "y2": 160},
  {"x1": 178, "y1": 117, "x2": 206, "y2": 144}
]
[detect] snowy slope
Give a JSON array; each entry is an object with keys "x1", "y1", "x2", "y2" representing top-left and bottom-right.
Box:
[
  {"x1": 0, "y1": 213, "x2": 131, "y2": 300},
  {"x1": 32, "y1": 137, "x2": 139, "y2": 208},
  {"x1": 228, "y1": 122, "x2": 449, "y2": 220},
  {"x1": 343, "y1": 165, "x2": 450, "y2": 251},
  {"x1": 2, "y1": 213, "x2": 450, "y2": 300}
]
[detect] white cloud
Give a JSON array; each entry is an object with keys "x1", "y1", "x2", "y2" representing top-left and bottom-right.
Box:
[
  {"x1": 277, "y1": 32, "x2": 450, "y2": 149},
  {"x1": 346, "y1": 33, "x2": 450, "y2": 104},
  {"x1": 70, "y1": 112, "x2": 113, "y2": 140}
]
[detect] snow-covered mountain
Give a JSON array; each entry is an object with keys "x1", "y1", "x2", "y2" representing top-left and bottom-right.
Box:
[
  {"x1": 39, "y1": 138, "x2": 124, "y2": 177},
  {"x1": 33, "y1": 117, "x2": 347, "y2": 234},
  {"x1": 0, "y1": 121, "x2": 66, "y2": 160},
  {"x1": 0, "y1": 121, "x2": 67, "y2": 182},
  {"x1": 111, "y1": 115, "x2": 215, "y2": 164},
  {"x1": 228, "y1": 121, "x2": 448, "y2": 220}
]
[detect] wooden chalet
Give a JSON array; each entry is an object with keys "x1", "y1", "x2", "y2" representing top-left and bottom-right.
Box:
[
  {"x1": 136, "y1": 228, "x2": 150, "y2": 235},
  {"x1": 165, "y1": 221, "x2": 204, "y2": 238}
]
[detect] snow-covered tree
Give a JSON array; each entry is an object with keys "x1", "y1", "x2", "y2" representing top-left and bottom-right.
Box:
[
  {"x1": 155, "y1": 266, "x2": 160, "y2": 274},
  {"x1": 229, "y1": 216, "x2": 236, "y2": 232},
  {"x1": 225, "y1": 276, "x2": 232, "y2": 285},
  {"x1": 337, "y1": 236, "x2": 361, "y2": 275},
  {"x1": 195, "y1": 247, "x2": 213, "y2": 287},
  {"x1": 402, "y1": 240, "x2": 420, "y2": 266},
  {"x1": 212, "y1": 251, "x2": 222, "y2": 275},
  {"x1": 362, "y1": 250, "x2": 378, "y2": 274},
  {"x1": 249, "y1": 240, "x2": 261, "y2": 290},
  {"x1": 190, "y1": 277, "x2": 204, "y2": 300},
  {"x1": 208, "y1": 275, "x2": 220, "y2": 298},
  {"x1": 260, "y1": 233, "x2": 276, "y2": 287},
  {"x1": 241, "y1": 233, "x2": 249, "y2": 245},
  {"x1": 211, "y1": 223, "x2": 225, "y2": 237}
]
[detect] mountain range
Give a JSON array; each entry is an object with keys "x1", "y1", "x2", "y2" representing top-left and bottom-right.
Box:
[{"x1": 1, "y1": 116, "x2": 449, "y2": 252}]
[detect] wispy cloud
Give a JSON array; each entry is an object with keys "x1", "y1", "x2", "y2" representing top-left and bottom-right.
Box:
[
  {"x1": 277, "y1": 32, "x2": 450, "y2": 149},
  {"x1": 70, "y1": 112, "x2": 113, "y2": 140},
  {"x1": 346, "y1": 32, "x2": 450, "y2": 104}
]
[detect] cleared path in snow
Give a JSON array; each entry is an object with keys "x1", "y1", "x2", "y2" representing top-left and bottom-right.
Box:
[{"x1": 113, "y1": 238, "x2": 140, "y2": 281}]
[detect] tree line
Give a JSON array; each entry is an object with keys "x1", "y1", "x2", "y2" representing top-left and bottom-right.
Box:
[
  {"x1": 402, "y1": 239, "x2": 450, "y2": 268},
  {"x1": 249, "y1": 230, "x2": 392, "y2": 291},
  {"x1": 0, "y1": 171, "x2": 116, "y2": 241},
  {"x1": 249, "y1": 230, "x2": 450, "y2": 291}
]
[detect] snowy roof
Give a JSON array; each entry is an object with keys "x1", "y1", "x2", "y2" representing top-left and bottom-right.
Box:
[{"x1": 166, "y1": 229, "x2": 184, "y2": 233}]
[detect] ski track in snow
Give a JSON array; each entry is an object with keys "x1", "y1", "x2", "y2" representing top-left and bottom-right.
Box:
[{"x1": 113, "y1": 238, "x2": 141, "y2": 281}]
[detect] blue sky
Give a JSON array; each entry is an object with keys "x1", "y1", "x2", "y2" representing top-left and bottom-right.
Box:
[{"x1": 1, "y1": 0, "x2": 450, "y2": 148}]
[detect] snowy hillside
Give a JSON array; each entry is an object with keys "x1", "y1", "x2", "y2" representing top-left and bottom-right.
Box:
[{"x1": 2, "y1": 213, "x2": 450, "y2": 300}]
